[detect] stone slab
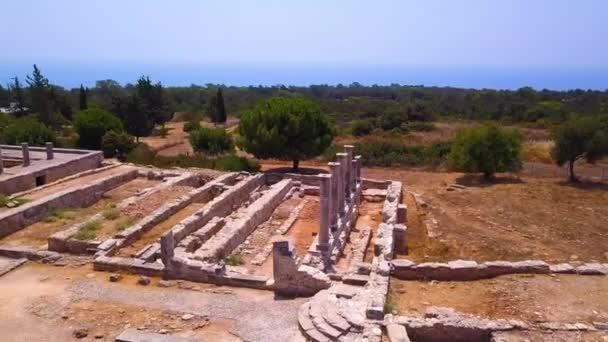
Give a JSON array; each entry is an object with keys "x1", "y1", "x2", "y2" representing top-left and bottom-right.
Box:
[{"x1": 115, "y1": 328, "x2": 206, "y2": 342}]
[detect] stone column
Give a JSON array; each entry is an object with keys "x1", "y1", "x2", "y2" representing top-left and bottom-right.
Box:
[
  {"x1": 45, "y1": 142, "x2": 54, "y2": 160},
  {"x1": 160, "y1": 231, "x2": 175, "y2": 268},
  {"x1": 335, "y1": 153, "x2": 347, "y2": 214},
  {"x1": 0, "y1": 147, "x2": 4, "y2": 175},
  {"x1": 317, "y1": 174, "x2": 331, "y2": 253},
  {"x1": 397, "y1": 204, "x2": 408, "y2": 224},
  {"x1": 393, "y1": 224, "x2": 408, "y2": 254},
  {"x1": 327, "y1": 162, "x2": 340, "y2": 229},
  {"x1": 344, "y1": 145, "x2": 354, "y2": 194},
  {"x1": 21, "y1": 143, "x2": 30, "y2": 167},
  {"x1": 355, "y1": 155, "x2": 362, "y2": 184}
]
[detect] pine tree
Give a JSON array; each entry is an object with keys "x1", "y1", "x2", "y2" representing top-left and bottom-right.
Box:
[
  {"x1": 216, "y1": 88, "x2": 227, "y2": 125},
  {"x1": 79, "y1": 84, "x2": 88, "y2": 110},
  {"x1": 10, "y1": 77, "x2": 27, "y2": 117},
  {"x1": 26, "y1": 64, "x2": 52, "y2": 125}
]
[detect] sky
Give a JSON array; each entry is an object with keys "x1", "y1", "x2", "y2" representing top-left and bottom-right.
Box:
[{"x1": 1, "y1": 0, "x2": 607, "y2": 89}]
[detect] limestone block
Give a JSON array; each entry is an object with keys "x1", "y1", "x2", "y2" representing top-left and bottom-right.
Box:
[{"x1": 386, "y1": 323, "x2": 411, "y2": 342}]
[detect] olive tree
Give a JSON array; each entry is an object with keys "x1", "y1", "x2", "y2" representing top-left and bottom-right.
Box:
[
  {"x1": 551, "y1": 115, "x2": 608, "y2": 182},
  {"x1": 448, "y1": 124, "x2": 522, "y2": 180},
  {"x1": 237, "y1": 97, "x2": 335, "y2": 171}
]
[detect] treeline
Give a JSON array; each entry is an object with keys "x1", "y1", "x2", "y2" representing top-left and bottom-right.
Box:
[{"x1": 2, "y1": 69, "x2": 608, "y2": 129}]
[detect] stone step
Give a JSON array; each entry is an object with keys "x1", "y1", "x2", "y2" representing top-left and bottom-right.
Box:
[{"x1": 309, "y1": 294, "x2": 343, "y2": 339}]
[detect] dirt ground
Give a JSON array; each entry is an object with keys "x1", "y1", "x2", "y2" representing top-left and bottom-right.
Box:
[
  {"x1": 285, "y1": 196, "x2": 321, "y2": 258},
  {"x1": 362, "y1": 167, "x2": 608, "y2": 263},
  {"x1": 0, "y1": 178, "x2": 160, "y2": 248},
  {"x1": 0, "y1": 262, "x2": 303, "y2": 342},
  {"x1": 389, "y1": 274, "x2": 608, "y2": 324},
  {"x1": 336, "y1": 200, "x2": 383, "y2": 270}
]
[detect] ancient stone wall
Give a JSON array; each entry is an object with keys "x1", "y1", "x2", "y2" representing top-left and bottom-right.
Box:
[
  {"x1": 0, "y1": 146, "x2": 103, "y2": 195},
  {"x1": 0, "y1": 168, "x2": 138, "y2": 238}
]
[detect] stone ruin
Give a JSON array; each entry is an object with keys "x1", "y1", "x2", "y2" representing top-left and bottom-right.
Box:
[{"x1": 1, "y1": 142, "x2": 606, "y2": 342}]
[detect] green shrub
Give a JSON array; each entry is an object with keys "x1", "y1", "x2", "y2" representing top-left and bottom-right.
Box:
[
  {"x1": 152, "y1": 126, "x2": 170, "y2": 137},
  {"x1": 74, "y1": 107, "x2": 123, "y2": 150},
  {"x1": 3, "y1": 116, "x2": 54, "y2": 145},
  {"x1": 114, "y1": 217, "x2": 135, "y2": 231},
  {"x1": 405, "y1": 121, "x2": 437, "y2": 132},
  {"x1": 102, "y1": 208, "x2": 120, "y2": 220},
  {"x1": 350, "y1": 140, "x2": 451, "y2": 168},
  {"x1": 448, "y1": 124, "x2": 522, "y2": 180},
  {"x1": 189, "y1": 128, "x2": 233, "y2": 155},
  {"x1": 225, "y1": 254, "x2": 243, "y2": 266},
  {"x1": 75, "y1": 220, "x2": 102, "y2": 240},
  {"x1": 351, "y1": 120, "x2": 373, "y2": 136},
  {"x1": 102, "y1": 131, "x2": 136, "y2": 160},
  {"x1": 125, "y1": 144, "x2": 260, "y2": 172},
  {"x1": 0, "y1": 194, "x2": 8, "y2": 207},
  {"x1": 183, "y1": 120, "x2": 202, "y2": 132}
]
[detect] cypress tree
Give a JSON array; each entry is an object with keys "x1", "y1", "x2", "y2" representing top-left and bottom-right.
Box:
[
  {"x1": 79, "y1": 84, "x2": 88, "y2": 110},
  {"x1": 216, "y1": 88, "x2": 227, "y2": 125},
  {"x1": 10, "y1": 77, "x2": 27, "y2": 117},
  {"x1": 26, "y1": 64, "x2": 52, "y2": 125}
]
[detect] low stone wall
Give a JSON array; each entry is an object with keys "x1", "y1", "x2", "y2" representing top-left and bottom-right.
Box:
[
  {"x1": 0, "y1": 148, "x2": 103, "y2": 195},
  {"x1": 0, "y1": 168, "x2": 138, "y2": 238},
  {"x1": 193, "y1": 178, "x2": 293, "y2": 262},
  {"x1": 94, "y1": 255, "x2": 164, "y2": 277},
  {"x1": 391, "y1": 259, "x2": 608, "y2": 280},
  {"x1": 170, "y1": 174, "x2": 265, "y2": 244}
]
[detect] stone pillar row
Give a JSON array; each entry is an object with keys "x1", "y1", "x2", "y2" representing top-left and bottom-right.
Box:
[{"x1": 318, "y1": 145, "x2": 362, "y2": 254}]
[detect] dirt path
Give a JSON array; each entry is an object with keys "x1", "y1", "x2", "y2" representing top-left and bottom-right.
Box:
[
  {"x1": 0, "y1": 263, "x2": 303, "y2": 342},
  {"x1": 336, "y1": 200, "x2": 383, "y2": 270},
  {"x1": 389, "y1": 274, "x2": 608, "y2": 324}
]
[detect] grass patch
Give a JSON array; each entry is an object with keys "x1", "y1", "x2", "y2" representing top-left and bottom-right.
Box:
[
  {"x1": 224, "y1": 254, "x2": 243, "y2": 266},
  {"x1": 114, "y1": 217, "x2": 135, "y2": 232},
  {"x1": 43, "y1": 210, "x2": 78, "y2": 223},
  {"x1": 0, "y1": 194, "x2": 8, "y2": 207},
  {"x1": 102, "y1": 208, "x2": 120, "y2": 220},
  {"x1": 383, "y1": 294, "x2": 396, "y2": 314},
  {"x1": 74, "y1": 220, "x2": 102, "y2": 241}
]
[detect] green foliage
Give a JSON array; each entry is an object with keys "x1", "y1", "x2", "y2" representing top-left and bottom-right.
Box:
[
  {"x1": 79, "y1": 84, "x2": 88, "y2": 110},
  {"x1": 114, "y1": 217, "x2": 135, "y2": 232},
  {"x1": 448, "y1": 124, "x2": 522, "y2": 179},
  {"x1": 238, "y1": 97, "x2": 335, "y2": 170},
  {"x1": 351, "y1": 140, "x2": 451, "y2": 168},
  {"x1": 224, "y1": 254, "x2": 243, "y2": 266},
  {"x1": 101, "y1": 131, "x2": 136, "y2": 159},
  {"x1": 351, "y1": 120, "x2": 373, "y2": 136},
  {"x1": 377, "y1": 110, "x2": 408, "y2": 131},
  {"x1": 404, "y1": 121, "x2": 437, "y2": 132},
  {"x1": 183, "y1": 120, "x2": 202, "y2": 132},
  {"x1": 151, "y1": 126, "x2": 170, "y2": 137},
  {"x1": 551, "y1": 115, "x2": 608, "y2": 182},
  {"x1": 189, "y1": 128, "x2": 233, "y2": 155},
  {"x1": 74, "y1": 107, "x2": 123, "y2": 149},
  {"x1": 102, "y1": 208, "x2": 120, "y2": 220},
  {"x1": 75, "y1": 220, "x2": 102, "y2": 240},
  {"x1": 0, "y1": 194, "x2": 7, "y2": 207},
  {"x1": 26, "y1": 64, "x2": 53, "y2": 125},
  {"x1": 126, "y1": 145, "x2": 260, "y2": 172},
  {"x1": 3, "y1": 116, "x2": 54, "y2": 145}
]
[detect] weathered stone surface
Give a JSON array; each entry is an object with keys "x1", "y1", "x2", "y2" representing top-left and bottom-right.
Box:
[
  {"x1": 137, "y1": 275, "x2": 150, "y2": 285},
  {"x1": 109, "y1": 273, "x2": 123, "y2": 282},
  {"x1": 386, "y1": 323, "x2": 411, "y2": 342},
  {"x1": 575, "y1": 263, "x2": 607, "y2": 275},
  {"x1": 115, "y1": 328, "x2": 205, "y2": 342}
]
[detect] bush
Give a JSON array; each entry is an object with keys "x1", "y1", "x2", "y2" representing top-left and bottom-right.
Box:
[
  {"x1": 125, "y1": 144, "x2": 260, "y2": 172},
  {"x1": 183, "y1": 120, "x2": 202, "y2": 132},
  {"x1": 341, "y1": 140, "x2": 451, "y2": 168},
  {"x1": 404, "y1": 121, "x2": 437, "y2": 132},
  {"x1": 377, "y1": 110, "x2": 408, "y2": 131},
  {"x1": 74, "y1": 107, "x2": 123, "y2": 149},
  {"x1": 102, "y1": 208, "x2": 120, "y2": 220},
  {"x1": 101, "y1": 131, "x2": 136, "y2": 160},
  {"x1": 3, "y1": 116, "x2": 54, "y2": 145},
  {"x1": 189, "y1": 128, "x2": 233, "y2": 155},
  {"x1": 75, "y1": 220, "x2": 102, "y2": 240},
  {"x1": 448, "y1": 124, "x2": 522, "y2": 180},
  {"x1": 351, "y1": 120, "x2": 373, "y2": 136}
]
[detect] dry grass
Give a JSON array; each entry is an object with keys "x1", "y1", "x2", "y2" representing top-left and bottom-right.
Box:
[{"x1": 521, "y1": 141, "x2": 553, "y2": 163}]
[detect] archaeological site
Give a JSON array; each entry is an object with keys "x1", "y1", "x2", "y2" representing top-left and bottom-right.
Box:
[{"x1": 0, "y1": 142, "x2": 606, "y2": 342}]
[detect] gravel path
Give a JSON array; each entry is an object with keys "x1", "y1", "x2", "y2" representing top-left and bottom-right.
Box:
[{"x1": 69, "y1": 279, "x2": 305, "y2": 342}]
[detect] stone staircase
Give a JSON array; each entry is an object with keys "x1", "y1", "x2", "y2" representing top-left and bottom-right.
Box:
[{"x1": 294, "y1": 284, "x2": 381, "y2": 342}]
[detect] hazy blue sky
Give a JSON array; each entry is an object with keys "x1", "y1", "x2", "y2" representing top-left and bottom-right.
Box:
[{"x1": 1, "y1": 0, "x2": 607, "y2": 89}]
